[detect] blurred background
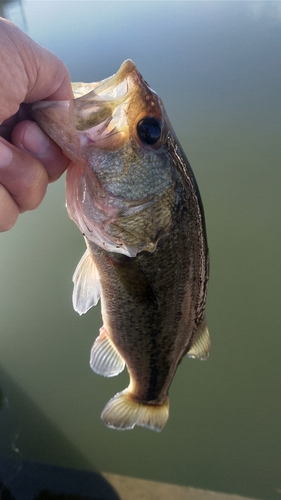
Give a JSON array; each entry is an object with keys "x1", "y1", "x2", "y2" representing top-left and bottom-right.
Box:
[{"x1": 0, "y1": 1, "x2": 281, "y2": 499}]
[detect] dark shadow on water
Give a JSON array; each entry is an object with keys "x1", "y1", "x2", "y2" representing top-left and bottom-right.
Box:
[
  {"x1": 0, "y1": 366, "x2": 120, "y2": 500},
  {"x1": 0, "y1": 458, "x2": 121, "y2": 500}
]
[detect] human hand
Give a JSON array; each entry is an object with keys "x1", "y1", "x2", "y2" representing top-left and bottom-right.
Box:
[{"x1": 0, "y1": 18, "x2": 73, "y2": 231}]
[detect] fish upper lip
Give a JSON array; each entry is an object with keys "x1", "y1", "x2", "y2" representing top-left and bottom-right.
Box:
[
  {"x1": 68, "y1": 60, "x2": 153, "y2": 139},
  {"x1": 89, "y1": 59, "x2": 139, "y2": 99},
  {"x1": 73, "y1": 60, "x2": 141, "y2": 104}
]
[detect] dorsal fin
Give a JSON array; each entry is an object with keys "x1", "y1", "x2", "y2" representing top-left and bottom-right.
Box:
[
  {"x1": 187, "y1": 320, "x2": 210, "y2": 360},
  {"x1": 72, "y1": 248, "x2": 101, "y2": 315}
]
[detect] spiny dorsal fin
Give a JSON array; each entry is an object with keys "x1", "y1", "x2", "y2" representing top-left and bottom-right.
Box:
[
  {"x1": 90, "y1": 327, "x2": 125, "y2": 377},
  {"x1": 101, "y1": 390, "x2": 169, "y2": 431},
  {"x1": 72, "y1": 248, "x2": 101, "y2": 315},
  {"x1": 187, "y1": 320, "x2": 210, "y2": 360}
]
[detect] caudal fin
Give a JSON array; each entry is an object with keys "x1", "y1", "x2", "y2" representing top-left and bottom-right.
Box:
[{"x1": 101, "y1": 390, "x2": 169, "y2": 432}]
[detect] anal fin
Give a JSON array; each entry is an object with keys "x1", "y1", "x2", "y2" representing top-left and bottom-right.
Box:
[
  {"x1": 101, "y1": 390, "x2": 169, "y2": 432},
  {"x1": 90, "y1": 327, "x2": 125, "y2": 377},
  {"x1": 72, "y1": 247, "x2": 101, "y2": 315},
  {"x1": 187, "y1": 319, "x2": 210, "y2": 360}
]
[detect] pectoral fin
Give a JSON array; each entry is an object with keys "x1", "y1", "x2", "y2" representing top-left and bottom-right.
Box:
[
  {"x1": 90, "y1": 327, "x2": 125, "y2": 377},
  {"x1": 187, "y1": 320, "x2": 210, "y2": 360},
  {"x1": 72, "y1": 248, "x2": 101, "y2": 315}
]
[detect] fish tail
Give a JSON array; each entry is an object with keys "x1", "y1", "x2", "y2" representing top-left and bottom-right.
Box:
[{"x1": 101, "y1": 390, "x2": 169, "y2": 432}]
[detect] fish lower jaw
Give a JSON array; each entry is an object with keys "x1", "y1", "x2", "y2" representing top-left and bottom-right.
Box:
[{"x1": 101, "y1": 390, "x2": 169, "y2": 432}]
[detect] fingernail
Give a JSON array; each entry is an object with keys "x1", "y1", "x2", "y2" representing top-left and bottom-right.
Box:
[
  {"x1": 0, "y1": 141, "x2": 13, "y2": 168},
  {"x1": 21, "y1": 122, "x2": 50, "y2": 155}
]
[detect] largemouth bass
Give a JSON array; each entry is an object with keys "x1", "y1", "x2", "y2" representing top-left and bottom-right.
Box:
[{"x1": 32, "y1": 60, "x2": 210, "y2": 431}]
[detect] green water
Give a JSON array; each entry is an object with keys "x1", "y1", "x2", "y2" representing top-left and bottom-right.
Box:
[{"x1": 1, "y1": 2, "x2": 281, "y2": 499}]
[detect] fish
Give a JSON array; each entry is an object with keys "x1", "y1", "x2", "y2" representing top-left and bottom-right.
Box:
[{"x1": 31, "y1": 60, "x2": 210, "y2": 432}]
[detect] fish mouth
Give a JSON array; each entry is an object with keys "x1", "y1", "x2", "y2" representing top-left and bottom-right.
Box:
[
  {"x1": 69, "y1": 60, "x2": 140, "y2": 132},
  {"x1": 72, "y1": 60, "x2": 163, "y2": 149},
  {"x1": 73, "y1": 59, "x2": 140, "y2": 101},
  {"x1": 31, "y1": 59, "x2": 158, "y2": 157}
]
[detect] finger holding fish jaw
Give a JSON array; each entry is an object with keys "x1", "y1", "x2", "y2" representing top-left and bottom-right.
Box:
[
  {"x1": 0, "y1": 120, "x2": 70, "y2": 231},
  {"x1": 11, "y1": 120, "x2": 71, "y2": 182},
  {"x1": 0, "y1": 135, "x2": 48, "y2": 231}
]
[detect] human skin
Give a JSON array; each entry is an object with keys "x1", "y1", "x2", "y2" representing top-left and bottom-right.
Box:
[{"x1": 0, "y1": 18, "x2": 73, "y2": 231}]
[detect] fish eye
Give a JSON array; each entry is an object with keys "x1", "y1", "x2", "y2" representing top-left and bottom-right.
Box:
[{"x1": 136, "y1": 117, "x2": 162, "y2": 146}]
